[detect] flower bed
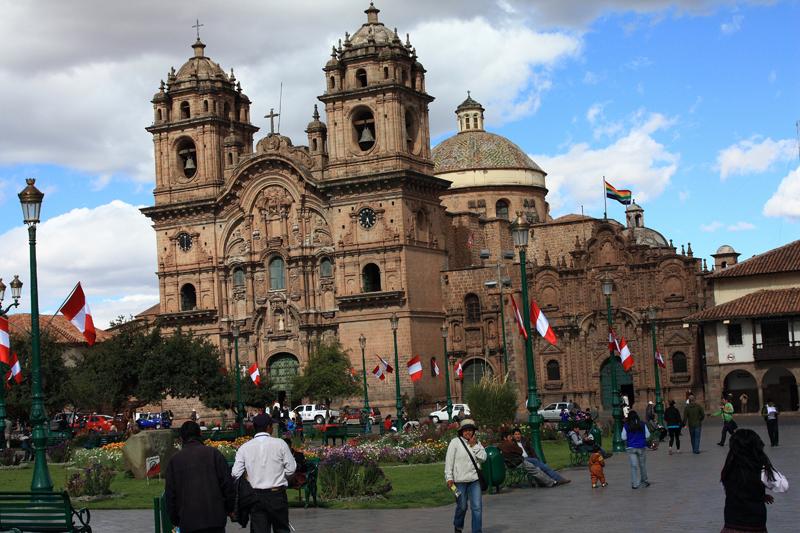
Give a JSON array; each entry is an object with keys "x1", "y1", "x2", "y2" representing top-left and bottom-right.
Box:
[{"x1": 72, "y1": 446, "x2": 125, "y2": 471}]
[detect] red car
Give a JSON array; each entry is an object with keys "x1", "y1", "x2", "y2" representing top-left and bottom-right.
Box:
[{"x1": 84, "y1": 415, "x2": 114, "y2": 433}]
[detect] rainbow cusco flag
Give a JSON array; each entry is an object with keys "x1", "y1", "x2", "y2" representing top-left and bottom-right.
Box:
[{"x1": 605, "y1": 180, "x2": 632, "y2": 205}]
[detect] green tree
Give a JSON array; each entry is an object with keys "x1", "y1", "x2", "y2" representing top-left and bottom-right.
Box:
[
  {"x1": 465, "y1": 375, "x2": 518, "y2": 428},
  {"x1": 292, "y1": 341, "x2": 360, "y2": 410},
  {"x1": 200, "y1": 366, "x2": 275, "y2": 416}
]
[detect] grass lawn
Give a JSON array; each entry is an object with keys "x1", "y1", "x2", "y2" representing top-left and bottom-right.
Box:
[{"x1": 0, "y1": 440, "x2": 573, "y2": 510}]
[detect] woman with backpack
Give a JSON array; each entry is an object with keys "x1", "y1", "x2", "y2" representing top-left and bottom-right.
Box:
[{"x1": 621, "y1": 410, "x2": 651, "y2": 489}]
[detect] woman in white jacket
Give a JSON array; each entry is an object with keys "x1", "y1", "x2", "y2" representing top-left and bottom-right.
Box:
[{"x1": 445, "y1": 419, "x2": 487, "y2": 533}]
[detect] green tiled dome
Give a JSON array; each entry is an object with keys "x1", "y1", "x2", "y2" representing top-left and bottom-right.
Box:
[{"x1": 433, "y1": 131, "x2": 543, "y2": 173}]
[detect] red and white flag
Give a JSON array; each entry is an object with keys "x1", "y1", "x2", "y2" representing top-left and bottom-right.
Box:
[
  {"x1": 376, "y1": 355, "x2": 393, "y2": 374},
  {"x1": 655, "y1": 350, "x2": 666, "y2": 369},
  {"x1": 349, "y1": 367, "x2": 358, "y2": 383},
  {"x1": 0, "y1": 316, "x2": 10, "y2": 365},
  {"x1": 59, "y1": 283, "x2": 97, "y2": 346},
  {"x1": 509, "y1": 295, "x2": 528, "y2": 340},
  {"x1": 617, "y1": 337, "x2": 634, "y2": 371},
  {"x1": 454, "y1": 359, "x2": 464, "y2": 380},
  {"x1": 530, "y1": 300, "x2": 557, "y2": 346},
  {"x1": 608, "y1": 328, "x2": 618, "y2": 354},
  {"x1": 247, "y1": 363, "x2": 261, "y2": 386},
  {"x1": 431, "y1": 357, "x2": 440, "y2": 377},
  {"x1": 5, "y1": 352, "x2": 23, "y2": 385},
  {"x1": 372, "y1": 364, "x2": 386, "y2": 381},
  {"x1": 407, "y1": 355, "x2": 423, "y2": 382}
]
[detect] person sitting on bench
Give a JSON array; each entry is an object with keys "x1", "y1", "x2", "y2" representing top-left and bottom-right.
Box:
[
  {"x1": 512, "y1": 427, "x2": 571, "y2": 485},
  {"x1": 498, "y1": 430, "x2": 556, "y2": 487}
]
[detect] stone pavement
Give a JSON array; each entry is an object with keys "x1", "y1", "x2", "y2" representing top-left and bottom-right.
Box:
[{"x1": 91, "y1": 416, "x2": 799, "y2": 532}]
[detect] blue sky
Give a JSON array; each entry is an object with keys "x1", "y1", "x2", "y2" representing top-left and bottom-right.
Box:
[{"x1": 0, "y1": 0, "x2": 797, "y2": 327}]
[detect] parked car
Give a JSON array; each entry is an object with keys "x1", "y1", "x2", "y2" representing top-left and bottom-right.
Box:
[
  {"x1": 537, "y1": 402, "x2": 574, "y2": 422},
  {"x1": 84, "y1": 414, "x2": 115, "y2": 433},
  {"x1": 341, "y1": 406, "x2": 381, "y2": 425},
  {"x1": 135, "y1": 412, "x2": 171, "y2": 430},
  {"x1": 50, "y1": 412, "x2": 79, "y2": 433},
  {"x1": 428, "y1": 403, "x2": 470, "y2": 423},
  {"x1": 293, "y1": 404, "x2": 340, "y2": 424}
]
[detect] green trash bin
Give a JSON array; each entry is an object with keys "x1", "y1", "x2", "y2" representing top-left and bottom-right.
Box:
[
  {"x1": 589, "y1": 423, "x2": 602, "y2": 448},
  {"x1": 482, "y1": 446, "x2": 506, "y2": 493}
]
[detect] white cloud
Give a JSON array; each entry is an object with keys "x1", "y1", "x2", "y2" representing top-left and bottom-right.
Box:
[
  {"x1": 727, "y1": 221, "x2": 755, "y2": 231},
  {"x1": 763, "y1": 165, "x2": 800, "y2": 220},
  {"x1": 0, "y1": 200, "x2": 157, "y2": 328},
  {"x1": 701, "y1": 221, "x2": 723, "y2": 232},
  {"x1": 534, "y1": 110, "x2": 679, "y2": 213},
  {"x1": 720, "y1": 14, "x2": 743, "y2": 34},
  {"x1": 716, "y1": 136, "x2": 796, "y2": 180},
  {"x1": 586, "y1": 103, "x2": 604, "y2": 124}
]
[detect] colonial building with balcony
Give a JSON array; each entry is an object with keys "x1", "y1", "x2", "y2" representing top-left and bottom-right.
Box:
[{"x1": 687, "y1": 240, "x2": 800, "y2": 413}]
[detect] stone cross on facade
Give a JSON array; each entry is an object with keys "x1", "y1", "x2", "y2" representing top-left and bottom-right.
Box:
[
  {"x1": 265, "y1": 108, "x2": 280, "y2": 135},
  {"x1": 192, "y1": 19, "x2": 204, "y2": 40}
]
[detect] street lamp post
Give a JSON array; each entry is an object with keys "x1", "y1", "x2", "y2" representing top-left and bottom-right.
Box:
[
  {"x1": 602, "y1": 278, "x2": 625, "y2": 453},
  {"x1": 0, "y1": 276, "x2": 23, "y2": 451},
  {"x1": 648, "y1": 307, "x2": 665, "y2": 427},
  {"x1": 359, "y1": 333, "x2": 369, "y2": 413},
  {"x1": 511, "y1": 214, "x2": 545, "y2": 463},
  {"x1": 440, "y1": 323, "x2": 453, "y2": 422},
  {"x1": 390, "y1": 313, "x2": 403, "y2": 430},
  {"x1": 481, "y1": 250, "x2": 514, "y2": 375},
  {"x1": 18, "y1": 178, "x2": 53, "y2": 492},
  {"x1": 231, "y1": 322, "x2": 244, "y2": 438}
]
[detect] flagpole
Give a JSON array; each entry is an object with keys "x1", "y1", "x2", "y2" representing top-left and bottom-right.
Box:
[
  {"x1": 602, "y1": 177, "x2": 607, "y2": 220},
  {"x1": 44, "y1": 282, "x2": 80, "y2": 331}
]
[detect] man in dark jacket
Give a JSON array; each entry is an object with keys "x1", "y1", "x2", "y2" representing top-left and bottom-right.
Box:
[
  {"x1": 165, "y1": 421, "x2": 234, "y2": 533},
  {"x1": 497, "y1": 430, "x2": 555, "y2": 487},
  {"x1": 512, "y1": 427, "x2": 571, "y2": 484}
]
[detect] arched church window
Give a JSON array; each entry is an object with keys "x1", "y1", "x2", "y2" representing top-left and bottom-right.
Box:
[
  {"x1": 180, "y1": 284, "x2": 197, "y2": 311},
  {"x1": 203, "y1": 100, "x2": 209, "y2": 113},
  {"x1": 233, "y1": 268, "x2": 245, "y2": 288},
  {"x1": 465, "y1": 293, "x2": 481, "y2": 322},
  {"x1": 320, "y1": 258, "x2": 333, "y2": 278},
  {"x1": 227, "y1": 152, "x2": 233, "y2": 165},
  {"x1": 269, "y1": 257, "x2": 285, "y2": 290},
  {"x1": 355, "y1": 68, "x2": 368, "y2": 88},
  {"x1": 383, "y1": 66, "x2": 389, "y2": 79},
  {"x1": 157, "y1": 109, "x2": 163, "y2": 122},
  {"x1": 465, "y1": 117, "x2": 471, "y2": 130},
  {"x1": 177, "y1": 138, "x2": 197, "y2": 179},
  {"x1": 362, "y1": 263, "x2": 381, "y2": 292},
  {"x1": 405, "y1": 110, "x2": 417, "y2": 151},
  {"x1": 495, "y1": 199, "x2": 510, "y2": 220},
  {"x1": 312, "y1": 138, "x2": 318, "y2": 151},
  {"x1": 672, "y1": 352, "x2": 688, "y2": 374},
  {"x1": 224, "y1": 102, "x2": 231, "y2": 120},
  {"x1": 401, "y1": 69, "x2": 408, "y2": 84},
  {"x1": 546, "y1": 360, "x2": 561, "y2": 381},
  {"x1": 180, "y1": 101, "x2": 190, "y2": 119},
  {"x1": 330, "y1": 76, "x2": 336, "y2": 90},
  {"x1": 352, "y1": 108, "x2": 376, "y2": 152}
]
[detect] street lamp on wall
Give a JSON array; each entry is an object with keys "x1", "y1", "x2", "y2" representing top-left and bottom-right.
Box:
[
  {"x1": 18, "y1": 178, "x2": 53, "y2": 492},
  {"x1": 389, "y1": 313, "x2": 403, "y2": 429},
  {"x1": 440, "y1": 322, "x2": 453, "y2": 422}
]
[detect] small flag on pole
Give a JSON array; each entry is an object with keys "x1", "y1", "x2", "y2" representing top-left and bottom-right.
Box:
[
  {"x1": 407, "y1": 355, "x2": 423, "y2": 382},
  {"x1": 509, "y1": 295, "x2": 528, "y2": 340},
  {"x1": 58, "y1": 282, "x2": 97, "y2": 346},
  {"x1": 454, "y1": 359, "x2": 464, "y2": 380},
  {"x1": 655, "y1": 350, "x2": 666, "y2": 369},
  {"x1": 530, "y1": 299, "x2": 557, "y2": 346},
  {"x1": 431, "y1": 357, "x2": 440, "y2": 377},
  {"x1": 372, "y1": 364, "x2": 386, "y2": 381},
  {"x1": 617, "y1": 337, "x2": 634, "y2": 371},
  {"x1": 604, "y1": 180, "x2": 632, "y2": 205},
  {"x1": 5, "y1": 352, "x2": 22, "y2": 386},
  {"x1": 377, "y1": 355, "x2": 394, "y2": 374},
  {"x1": 247, "y1": 363, "x2": 261, "y2": 386}
]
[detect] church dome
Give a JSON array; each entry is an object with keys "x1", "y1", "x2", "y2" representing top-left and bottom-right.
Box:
[
  {"x1": 173, "y1": 40, "x2": 229, "y2": 84},
  {"x1": 622, "y1": 226, "x2": 669, "y2": 247},
  {"x1": 349, "y1": 3, "x2": 397, "y2": 47},
  {"x1": 433, "y1": 131, "x2": 543, "y2": 174},
  {"x1": 716, "y1": 244, "x2": 736, "y2": 254}
]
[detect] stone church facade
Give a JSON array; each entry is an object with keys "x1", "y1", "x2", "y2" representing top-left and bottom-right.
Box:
[{"x1": 141, "y1": 4, "x2": 707, "y2": 415}]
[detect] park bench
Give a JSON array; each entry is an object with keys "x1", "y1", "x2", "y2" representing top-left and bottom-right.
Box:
[
  {"x1": 201, "y1": 429, "x2": 239, "y2": 442},
  {"x1": 320, "y1": 424, "x2": 348, "y2": 446},
  {"x1": 568, "y1": 439, "x2": 590, "y2": 466},
  {"x1": 0, "y1": 491, "x2": 91, "y2": 533},
  {"x1": 501, "y1": 461, "x2": 531, "y2": 489}
]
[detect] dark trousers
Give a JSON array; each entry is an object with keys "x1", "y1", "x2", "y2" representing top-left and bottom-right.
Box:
[
  {"x1": 668, "y1": 428, "x2": 681, "y2": 450},
  {"x1": 250, "y1": 489, "x2": 290, "y2": 533},
  {"x1": 187, "y1": 528, "x2": 225, "y2": 533},
  {"x1": 718, "y1": 421, "x2": 735, "y2": 445},
  {"x1": 766, "y1": 419, "x2": 779, "y2": 446}
]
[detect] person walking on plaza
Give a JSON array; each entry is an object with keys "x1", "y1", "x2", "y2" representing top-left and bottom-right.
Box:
[
  {"x1": 645, "y1": 401, "x2": 655, "y2": 423},
  {"x1": 739, "y1": 392, "x2": 749, "y2": 414},
  {"x1": 683, "y1": 394, "x2": 705, "y2": 454},
  {"x1": 664, "y1": 400, "x2": 683, "y2": 455},
  {"x1": 720, "y1": 429, "x2": 788, "y2": 533},
  {"x1": 445, "y1": 419, "x2": 487, "y2": 533},
  {"x1": 512, "y1": 427, "x2": 571, "y2": 484},
  {"x1": 762, "y1": 400, "x2": 779, "y2": 447},
  {"x1": 165, "y1": 421, "x2": 234, "y2": 533},
  {"x1": 232, "y1": 414, "x2": 296, "y2": 533},
  {"x1": 715, "y1": 395, "x2": 737, "y2": 447},
  {"x1": 621, "y1": 410, "x2": 650, "y2": 489}
]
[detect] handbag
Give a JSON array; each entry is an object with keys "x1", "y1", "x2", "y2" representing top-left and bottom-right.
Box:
[{"x1": 458, "y1": 437, "x2": 488, "y2": 492}]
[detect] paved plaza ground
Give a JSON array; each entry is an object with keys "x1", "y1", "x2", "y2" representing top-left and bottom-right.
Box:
[{"x1": 92, "y1": 417, "x2": 799, "y2": 532}]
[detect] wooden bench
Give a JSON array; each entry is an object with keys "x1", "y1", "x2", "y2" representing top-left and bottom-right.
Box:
[
  {"x1": 0, "y1": 491, "x2": 91, "y2": 533},
  {"x1": 320, "y1": 425, "x2": 348, "y2": 446}
]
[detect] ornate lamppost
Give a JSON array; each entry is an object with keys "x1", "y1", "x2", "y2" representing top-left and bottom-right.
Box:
[
  {"x1": 230, "y1": 321, "x2": 245, "y2": 438},
  {"x1": 19, "y1": 178, "x2": 53, "y2": 492},
  {"x1": 440, "y1": 323, "x2": 453, "y2": 422},
  {"x1": 359, "y1": 333, "x2": 369, "y2": 418},
  {"x1": 602, "y1": 277, "x2": 625, "y2": 453},
  {"x1": 510, "y1": 213, "x2": 545, "y2": 462},
  {"x1": 648, "y1": 307, "x2": 665, "y2": 427},
  {"x1": 0, "y1": 276, "x2": 23, "y2": 451},
  {"x1": 390, "y1": 313, "x2": 403, "y2": 430},
  {"x1": 480, "y1": 250, "x2": 515, "y2": 375}
]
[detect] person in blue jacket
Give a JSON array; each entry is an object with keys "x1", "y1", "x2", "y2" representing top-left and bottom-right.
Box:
[{"x1": 621, "y1": 410, "x2": 650, "y2": 489}]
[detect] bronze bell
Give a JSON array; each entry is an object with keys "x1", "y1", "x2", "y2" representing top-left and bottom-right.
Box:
[
  {"x1": 358, "y1": 127, "x2": 375, "y2": 144},
  {"x1": 184, "y1": 155, "x2": 196, "y2": 171}
]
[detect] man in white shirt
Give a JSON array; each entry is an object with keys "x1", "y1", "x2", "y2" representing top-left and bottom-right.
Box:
[{"x1": 232, "y1": 414, "x2": 296, "y2": 533}]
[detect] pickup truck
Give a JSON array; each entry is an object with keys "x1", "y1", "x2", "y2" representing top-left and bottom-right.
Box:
[
  {"x1": 428, "y1": 403, "x2": 470, "y2": 423},
  {"x1": 293, "y1": 404, "x2": 340, "y2": 424}
]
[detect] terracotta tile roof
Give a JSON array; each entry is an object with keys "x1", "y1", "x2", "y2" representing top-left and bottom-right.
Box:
[
  {"x1": 710, "y1": 240, "x2": 800, "y2": 278},
  {"x1": 685, "y1": 288, "x2": 800, "y2": 322},
  {"x1": 135, "y1": 303, "x2": 160, "y2": 319},
  {"x1": 7, "y1": 314, "x2": 112, "y2": 344}
]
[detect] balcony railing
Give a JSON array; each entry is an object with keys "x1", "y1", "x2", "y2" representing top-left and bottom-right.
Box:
[{"x1": 754, "y1": 341, "x2": 800, "y2": 361}]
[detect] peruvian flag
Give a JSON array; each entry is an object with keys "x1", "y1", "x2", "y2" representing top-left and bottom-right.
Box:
[
  {"x1": 407, "y1": 355, "x2": 423, "y2": 382},
  {"x1": 530, "y1": 299, "x2": 557, "y2": 346},
  {"x1": 59, "y1": 283, "x2": 97, "y2": 346},
  {"x1": 655, "y1": 350, "x2": 666, "y2": 369},
  {"x1": 5, "y1": 352, "x2": 23, "y2": 385},
  {"x1": 377, "y1": 355, "x2": 394, "y2": 374},
  {"x1": 431, "y1": 357, "x2": 440, "y2": 377},
  {"x1": 372, "y1": 364, "x2": 386, "y2": 381},
  {"x1": 0, "y1": 316, "x2": 10, "y2": 364},
  {"x1": 247, "y1": 363, "x2": 261, "y2": 386},
  {"x1": 617, "y1": 337, "x2": 634, "y2": 371},
  {"x1": 509, "y1": 295, "x2": 528, "y2": 340},
  {"x1": 454, "y1": 359, "x2": 464, "y2": 380}
]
